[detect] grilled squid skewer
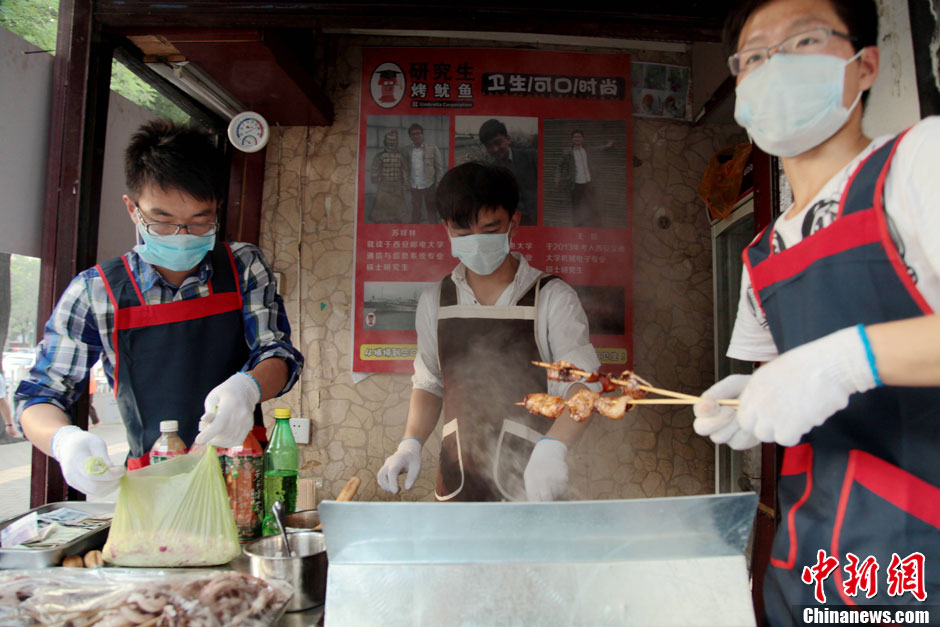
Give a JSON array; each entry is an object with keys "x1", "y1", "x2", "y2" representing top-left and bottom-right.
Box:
[
  {"x1": 566, "y1": 389, "x2": 600, "y2": 422},
  {"x1": 519, "y1": 393, "x2": 568, "y2": 419},
  {"x1": 519, "y1": 389, "x2": 636, "y2": 422},
  {"x1": 534, "y1": 360, "x2": 702, "y2": 401}
]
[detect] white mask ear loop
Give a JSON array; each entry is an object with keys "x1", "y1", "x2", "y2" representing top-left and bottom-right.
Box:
[
  {"x1": 843, "y1": 49, "x2": 865, "y2": 114},
  {"x1": 844, "y1": 89, "x2": 863, "y2": 116}
]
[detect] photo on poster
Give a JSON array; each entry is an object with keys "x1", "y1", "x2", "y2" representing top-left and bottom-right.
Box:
[
  {"x1": 454, "y1": 116, "x2": 539, "y2": 226},
  {"x1": 363, "y1": 281, "x2": 436, "y2": 331},
  {"x1": 363, "y1": 115, "x2": 449, "y2": 225},
  {"x1": 630, "y1": 62, "x2": 690, "y2": 121},
  {"x1": 543, "y1": 119, "x2": 628, "y2": 229},
  {"x1": 571, "y1": 285, "x2": 626, "y2": 336}
]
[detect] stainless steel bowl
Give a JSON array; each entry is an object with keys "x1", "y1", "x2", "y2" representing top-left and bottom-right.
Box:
[{"x1": 244, "y1": 531, "x2": 327, "y2": 611}]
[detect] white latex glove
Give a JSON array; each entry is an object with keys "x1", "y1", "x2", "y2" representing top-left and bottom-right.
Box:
[
  {"x1": 524, "y1": 438, "x2": 568, "y2": 501},
  {"x1": 195, "y1": 372, "x2": 261, "y2": 448},
  {"x1": 693, "y1": 375, "x2": 760, "y2": 450},
  {"x1": 51, "y1": 425, "x2": 125, "y2": 498},
  {"x1": 376, "y1": 438, "x2": 422, "y2": 494},
  {"x1": 738, "y1": 326, "x2": 878, "y2": 447}
]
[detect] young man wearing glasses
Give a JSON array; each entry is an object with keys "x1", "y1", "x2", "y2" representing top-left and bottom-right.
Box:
[
  {"x1": 692, "y1": 0, "x2": 940, "y2": 620},
  {"x1": 16, "y1": 120, "x2": 304, "y2": 498}
]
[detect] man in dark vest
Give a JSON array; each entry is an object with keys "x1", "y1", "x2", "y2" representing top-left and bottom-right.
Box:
[
  {"x1": 16, "y1": 120, "x2": 304, "y2": 497},
  {"x1": 377, "y1": 162, "x2": 600, "y2": 501},
  {"x1": 694, "y1": 0, "x2": 940, "y2": 622}
]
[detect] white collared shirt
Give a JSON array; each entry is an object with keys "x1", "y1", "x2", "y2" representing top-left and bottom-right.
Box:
[
  {"x1": 410, "y1": 144, "x2": 429, "y2": 189},
  {"x1": 412, "y1": 253, "x2": 601, "y2": 397},
  {"x1": 572, "y1": 146, "x2": 591, "y2": 183}
]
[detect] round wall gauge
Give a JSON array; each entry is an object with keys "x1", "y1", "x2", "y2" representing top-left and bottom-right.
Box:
[{"x1": 228, "y1": 111, "x2": 270, "y2": 153}]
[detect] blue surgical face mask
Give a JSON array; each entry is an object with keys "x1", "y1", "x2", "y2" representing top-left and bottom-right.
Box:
[
  {"x1": 734, "y1": 51, "x2": 863, "y2": 158},
  {"x1": 450, "y1": 232, "x2": 510, "y2": 276},
  {"x1": 134, "y1": 223, "x2": 215, "y2": 272}
]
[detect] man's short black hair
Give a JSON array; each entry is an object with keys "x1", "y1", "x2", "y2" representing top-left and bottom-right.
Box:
[
  {"x1": 723, "y1": 0, "x2": 878, "y2": 106},
  {"x1": 478, "y1": 119, "x2": 509, "y2": 145},
  {"x1": 124, "y1": 120, "x2": 227, "y2": 203},
  {"x1": 571, "y1": 129, "x2": 584, "y2": 137},
  {"x1": 436, "y1": 162, "x2": 519, "y2": 228},
  {"x1": 408, "y1": 123, "x2": 424, "y2": 133},
  {"x1": 723, "y1": 0, "x2": 878, "y2": 57}
]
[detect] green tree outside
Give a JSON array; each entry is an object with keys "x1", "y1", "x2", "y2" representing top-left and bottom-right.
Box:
[
  {"x1": 1, "y1": 0, "x2": 189, "y2": 352},
  {"x1": 8, "y1": 255, "x2": 40, "y2": 347},
  {"x1": 1, "y1": 0, "x2": 188, "y2": 123}
]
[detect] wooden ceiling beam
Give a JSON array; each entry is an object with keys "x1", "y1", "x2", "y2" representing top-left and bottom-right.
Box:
[{"x1": 93, "y1": 2, "x2": 730, "y2": 43}]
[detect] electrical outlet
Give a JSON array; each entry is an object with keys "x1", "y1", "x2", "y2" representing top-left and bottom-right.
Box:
[{"x1": 289, "y1": 418, "x2": 310, "y2": 444}]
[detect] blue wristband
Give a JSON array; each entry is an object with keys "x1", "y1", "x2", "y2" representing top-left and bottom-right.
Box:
[
  {"x1": 240, "y1": 371, "x2": 263, "y2": 398},
  {"x1": 856, "y1": 324, "x2": 883, "y2": 388}
]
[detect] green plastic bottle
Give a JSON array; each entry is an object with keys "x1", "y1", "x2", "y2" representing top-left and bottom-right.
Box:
[{"x1": 261, "y1": 408, "x2": 299, "y2": 536}]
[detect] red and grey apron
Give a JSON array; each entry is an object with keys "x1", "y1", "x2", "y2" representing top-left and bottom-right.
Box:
[
  {"x1": 435, "y1": 272, "x2": 558, "y2": 501},
  {"x1": 96, "y1": 242, "x2": 264, "y2": 470},
  {"x1": 744, "y1": 131, "x2": 940, "y2": 620}
]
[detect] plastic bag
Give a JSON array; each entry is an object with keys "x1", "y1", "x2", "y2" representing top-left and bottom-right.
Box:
[
  {"x1": 102, "y1": 446, "x2": 241, "y2": 567},
  {"x1": 698, "y1": 143, "x2": 753, "y2": 220}
]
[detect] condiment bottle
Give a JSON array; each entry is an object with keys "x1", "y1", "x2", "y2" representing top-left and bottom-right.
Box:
[
  {"x1": 261, "y1": 408, "x2": 299, "y2": 536},
  {"x1": 221, "y1": 430, "x2": 264, "y2": 542},
  {"x1": 149, "y1": 420, "x2": 187, "y2": 465}
]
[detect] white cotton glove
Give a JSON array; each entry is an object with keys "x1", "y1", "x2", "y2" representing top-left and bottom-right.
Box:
[
  {"x1": 693, "y1": 375, "x2": 760, "y2": 450},
  {"x1": 377, "y1": 438, "x2": 422, "y2": 494},
  {"x1": 524, "y1": 438, "x2": 569, "y2": 501},
  {"x1": 737, "y1": 326, "x2": 879, "y2": 447},
  {"x1": 51, "y1": 425, "x2": 125, "y2": 498},
  {"x1": 195, "y1": 372, "x2": 261, "y2": 448}
]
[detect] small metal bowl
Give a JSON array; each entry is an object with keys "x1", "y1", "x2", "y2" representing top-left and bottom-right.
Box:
[{"x1": 243, "y1": 531, "x2": 327, "y2": 612}]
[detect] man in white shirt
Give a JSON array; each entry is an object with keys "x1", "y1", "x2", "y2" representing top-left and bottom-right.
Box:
[
  {"x1": 377, "y1": 162, "x2": 600, "y2": 501},
  {"x1": 555, "y1": 130, "x2": 614, "y2": 226},
  {"x1": 693, "y1": 0, "x2": 940, "y2": 620},
  {"x1": 402, "y1": 123, "x2": 444, "y2": 224}
]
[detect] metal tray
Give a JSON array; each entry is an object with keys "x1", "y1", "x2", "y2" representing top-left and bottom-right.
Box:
[{"x1": 0, "y1": 501, "x2": 114, "y2": 569}]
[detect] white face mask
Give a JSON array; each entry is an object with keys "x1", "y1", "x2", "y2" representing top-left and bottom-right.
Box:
[
  {"x1": 734, "y1": 51, "x2": 863, "y2": 158},
  {"x1": 450, "y1": 232, "x2": 510, "y2": 276}
]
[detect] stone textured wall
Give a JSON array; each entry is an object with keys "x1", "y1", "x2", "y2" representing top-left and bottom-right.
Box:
[{"x1": 259, "y1": 37, "x2": 746, "y2": 503}]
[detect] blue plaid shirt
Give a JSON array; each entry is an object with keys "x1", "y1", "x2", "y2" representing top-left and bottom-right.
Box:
[{"x1": 15, "y1": 243, "x2": 303, "y2": 425}]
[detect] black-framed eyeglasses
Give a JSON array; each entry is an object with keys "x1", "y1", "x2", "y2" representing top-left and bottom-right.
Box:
[
  {"x1": 134, "y1": 205, "x2": 219, "y2": 237},
  {"x1": 728, "y1": 27, "x2": 858, "y2": 77}
]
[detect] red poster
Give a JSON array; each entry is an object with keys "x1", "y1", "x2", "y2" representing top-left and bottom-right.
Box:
[{"x1": 353, "y1": 47, "x2": 633, "y2": 374}]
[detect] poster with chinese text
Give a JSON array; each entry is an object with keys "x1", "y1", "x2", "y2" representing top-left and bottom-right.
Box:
[{"x1": 354, "y1": 47, "x2": 633, "y2": 375}]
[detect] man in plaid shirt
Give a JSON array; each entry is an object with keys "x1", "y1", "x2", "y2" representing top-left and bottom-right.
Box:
[{"x1": 15, "y1": 120, "x2": 304, "y2": 498}]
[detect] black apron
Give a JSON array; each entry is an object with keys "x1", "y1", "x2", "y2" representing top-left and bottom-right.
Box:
[
  {"x1": 744, "y1": 131, "x2": 940, "y2": 620},
  {"x1": 97, "y1": 242, "x2": 264, "y2": 468},
  {"x1": 435, "y1": 272, "x2": 558, "y2": 501}
]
